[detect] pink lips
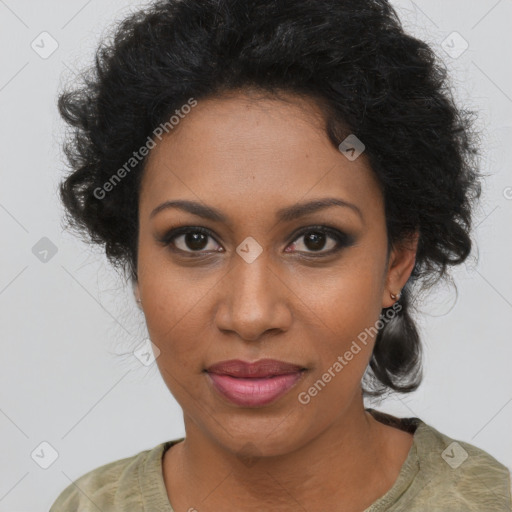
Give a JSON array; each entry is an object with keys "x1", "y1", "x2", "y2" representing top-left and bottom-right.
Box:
[{"x1": 205, "y1": 358, "x2": 306, "y2": 407}]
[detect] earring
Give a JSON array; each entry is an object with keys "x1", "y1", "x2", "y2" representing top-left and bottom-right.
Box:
[
  {"x1": 136, "y1": 298, "x2": 143, "y2": 305},
  {"x1": 390, "y1": 290, "x2": 401, "y2": 301}
]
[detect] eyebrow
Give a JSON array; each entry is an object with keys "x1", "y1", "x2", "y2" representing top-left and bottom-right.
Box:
[{"x1": 149, "y1": 197, "x2": 363, "y2": 223}]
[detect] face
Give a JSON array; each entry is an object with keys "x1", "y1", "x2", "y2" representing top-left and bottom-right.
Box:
[{"x1": 135, "y1": 90, "x2": 417, "y2": 457}]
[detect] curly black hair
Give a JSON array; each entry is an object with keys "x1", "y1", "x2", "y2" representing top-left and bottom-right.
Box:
[{"x1": 57, "y1": 0, "x2": 482, "y2": 397}]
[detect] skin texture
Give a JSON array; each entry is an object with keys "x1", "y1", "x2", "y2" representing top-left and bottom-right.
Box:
[{"x1": 134, "y1": 90, "x2": 419, "y2": 512}]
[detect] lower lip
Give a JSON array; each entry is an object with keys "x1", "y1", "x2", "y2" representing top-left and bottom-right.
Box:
[{"x1": 206, "y1": 371, "x2": 305, "y2": 407}]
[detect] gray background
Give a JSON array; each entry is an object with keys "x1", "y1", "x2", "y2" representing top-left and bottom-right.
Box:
[{"x1": 0, "y1": 0, "x2": 511, "y2": 510}]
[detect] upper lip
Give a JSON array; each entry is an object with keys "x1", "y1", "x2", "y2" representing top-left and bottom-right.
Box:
[{"x1": 205, "y1": 358, "x2": 306, "y2": 378}]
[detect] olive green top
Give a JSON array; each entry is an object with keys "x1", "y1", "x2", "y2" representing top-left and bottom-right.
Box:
[{"x1": 49, "y1": 409, "x2": 512, "y2": 511}]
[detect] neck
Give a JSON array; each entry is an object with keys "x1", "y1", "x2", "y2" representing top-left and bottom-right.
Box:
[{"x1": 163, "y1": 398, "x2": 412, "y2": 511}]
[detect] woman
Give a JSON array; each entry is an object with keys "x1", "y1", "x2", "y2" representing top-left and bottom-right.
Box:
[{"x1": 50, "y1": 0, "x2": 511, "y2": 510}]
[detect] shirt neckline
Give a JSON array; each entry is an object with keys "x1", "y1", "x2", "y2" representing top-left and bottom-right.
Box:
[
  {"x1": 139, "y1": 436, "x2": 183, "y2": 511},
  {"x1": 140, "y1": 409, "x2": 426, "y2": 512},
  {"x1": 363, "y1": 408, "x2": 424, "y2": 511}
]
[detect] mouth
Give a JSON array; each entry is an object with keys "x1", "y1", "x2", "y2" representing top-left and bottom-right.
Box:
[{"x1": 204, "y1": 359, "x2": 307, "y2": 407}]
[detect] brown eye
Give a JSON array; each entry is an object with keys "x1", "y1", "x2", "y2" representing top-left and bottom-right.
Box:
[
  {"x1": 285, "y1": 226, "x2": 354, "y2": 256},
  {"x1": 159, "y1": 227, "x2": 222, "y2": 254},
  {"x1": 175, "y1": 232, "x2": 212, "y2": 251}
]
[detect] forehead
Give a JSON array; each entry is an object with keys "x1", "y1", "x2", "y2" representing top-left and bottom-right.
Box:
[{"x1": 139, "y1": 92, "x2": 382, "y2": 223}]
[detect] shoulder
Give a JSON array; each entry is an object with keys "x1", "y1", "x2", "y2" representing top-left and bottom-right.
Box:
[
  {"x1": 412, "y1": 420, "x2": 511, "y2": 511},
  {"x1": 49, "y1": 441, "x2": 171, "y2": 512}
]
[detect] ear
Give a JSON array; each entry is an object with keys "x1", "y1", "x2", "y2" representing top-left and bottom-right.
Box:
[
  {"x1": 132, "y1": 280, "x2": 142, "y2": 307},
  {"x1": 381, "y1": 230, "x2": 419, "y2": 309}
]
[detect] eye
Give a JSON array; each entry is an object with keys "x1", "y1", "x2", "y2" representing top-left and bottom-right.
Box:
[
  {"x1": 285, "y1": 226, "x2": 353, "y2": 256},
  {"x1": 159, "y1": 226, "x2": 222, "y2": 255}
]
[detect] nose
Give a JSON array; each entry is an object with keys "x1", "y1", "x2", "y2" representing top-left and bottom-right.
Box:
[{"x1": 214, "y1": 252, "x2": 293, "y2": 342}]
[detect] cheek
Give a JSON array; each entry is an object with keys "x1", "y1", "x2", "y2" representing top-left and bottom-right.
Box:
[
  {"x1": 144, "y1": 294, "x2": 210, "y2": 367},
  {"x1": 296, "y1": 253, "x2": 385, "y2": 332},
  {"x1": 298, "y1": 309, "x2": 378, "y2": 411},
  {"x1": 138, "y1": 256, "x2": 214, "y2": 369},
  {"x1": 145, "y1": 294, "x2": 211, "y2": 407},
  {"x1": 297, "y1": 261, "x2": 384, "y2": 387}
]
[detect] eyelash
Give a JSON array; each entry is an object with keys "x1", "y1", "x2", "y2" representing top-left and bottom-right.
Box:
[{"x1": 157, "y1": 225, "x2": 354, "y2": 258}]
